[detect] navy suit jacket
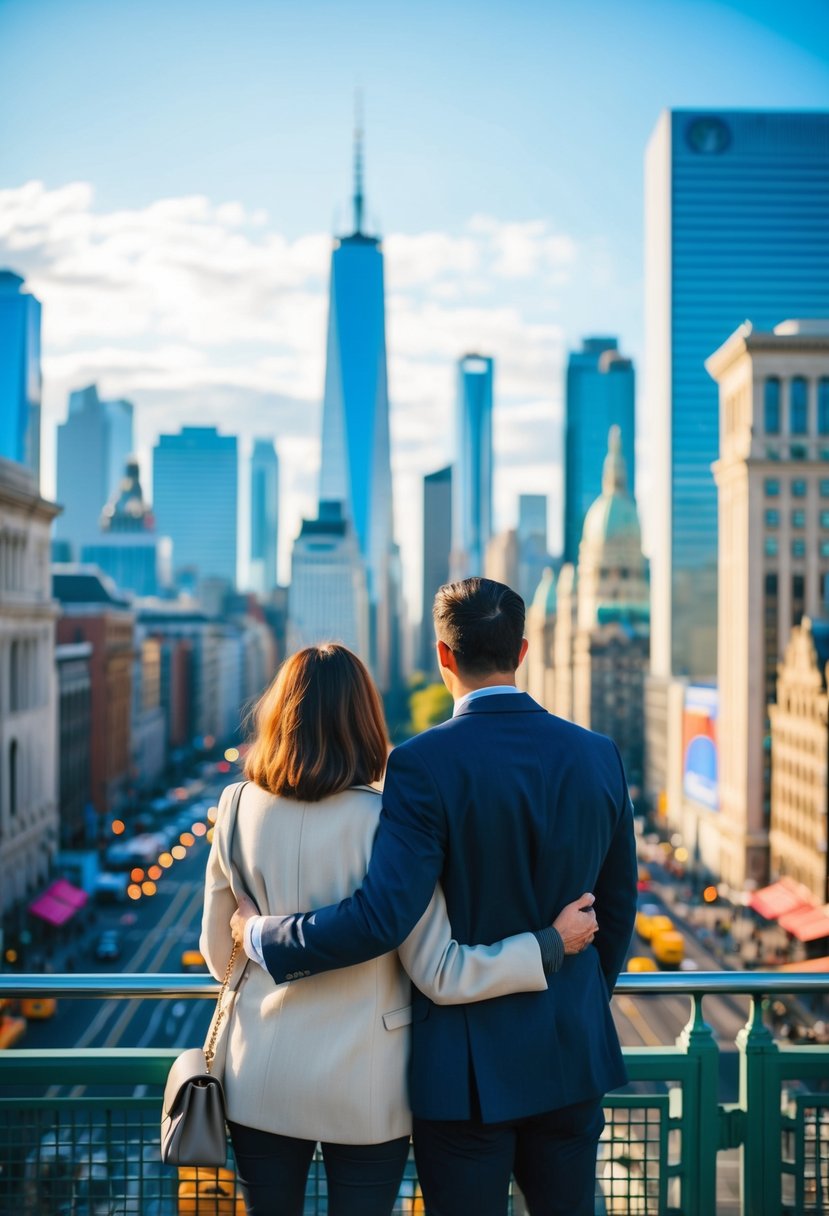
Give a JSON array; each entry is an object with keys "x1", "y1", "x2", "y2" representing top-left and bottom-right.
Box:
[{"x1": 261, "y1": 693, "x2": 637, "y2": 1122}]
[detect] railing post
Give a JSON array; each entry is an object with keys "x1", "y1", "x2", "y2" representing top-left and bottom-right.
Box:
[
  {"x1": 736, "y1": 995, "x2": 779, "y2": 1216},
  {"x1": 677, "y1": 991, "x2": 719, "y2": 1216}
]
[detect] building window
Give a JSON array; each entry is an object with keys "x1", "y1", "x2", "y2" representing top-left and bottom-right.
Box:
[
  {"x1": 765, "y1": 478, "x2": 780, "y2": 497},
  {"x1": 9, "y1": 740, "x2": 17, "y2": 817},
  {"x1": 765, "y1": 378, "x2": 781, "y2": 434},
  {"x1": 793, "y1": 480, "x2": 808, "y2": 499},
  {"x1": 792, "y1": 510, "x2": 806, "y2": 529},
  {"x1": 765, "y1": 509, "x2": 780, "y2": 529},
  {"x1": 821, "y1": 480, "x2": 829, "y2": 498},
  {"x1": 791, "y1": 445, "x2": 808, "y2": 461},
  {"x1": 821, "y1": 511, "x2": 829, "y2": 530},
  {"x1": 765, "y1": 537, "x2": 779, "y2": 557},
  {"x1": 820, "y1": 378, "x2": 829, "y2": 435},
  {"x1": 793, "y1": 573, "x2": 805, "y2": 628},
  {"x1": 790, "y1": 377, "x2": 808, "y2": 434},
  {"x1": 821, "y1": 543, "x2": 829, "y2": 559},
  {"x1": 793, "y1": 539, "x2": 806, "y2": 558}
]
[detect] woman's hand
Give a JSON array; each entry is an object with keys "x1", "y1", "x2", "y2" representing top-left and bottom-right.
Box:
[
  {"x1": 230, "y1": 894, "x2": 259, "y2": 947},
  {"x1": 552, "y1": 893, "x2": 598, "y2": 955}
]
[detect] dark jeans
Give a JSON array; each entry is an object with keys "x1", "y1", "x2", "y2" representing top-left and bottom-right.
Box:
[
  {"x1": 227, "y1": 1120, "x2": 410, "y2": 1216},
  {"x1": 413, "y1": 1097, "x2": 605, "y2": 1216}
]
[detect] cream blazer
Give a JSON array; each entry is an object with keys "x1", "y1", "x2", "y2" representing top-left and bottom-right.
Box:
[{"x1": 200, "y1": 780, "x2": 546, "y2": 1144}]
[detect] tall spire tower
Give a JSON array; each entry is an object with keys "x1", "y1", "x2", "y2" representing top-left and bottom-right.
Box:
[{"x1": 318, "y1": 111, "x2": 402, "y2": 694}]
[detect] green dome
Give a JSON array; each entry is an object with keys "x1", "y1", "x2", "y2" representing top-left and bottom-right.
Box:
[
  {"x1": 531, "y1": 566, "x2": 557, "y2": 616},
  {"x1": 581, "y1": 426, "x2": 641, "y2": 550}
]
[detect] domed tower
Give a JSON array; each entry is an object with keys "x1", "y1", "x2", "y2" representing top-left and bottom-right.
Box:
[
  {"x1": 572, "y1": 427, "x2": 650, "y2": 794},
  {"x1": 577, "y1": 425, "x2": 648, "y2": 631}
]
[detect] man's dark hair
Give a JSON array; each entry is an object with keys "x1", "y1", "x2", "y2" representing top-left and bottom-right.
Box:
[{"x1": 432, "y1": 578, "x2": 526, "y2": 676}]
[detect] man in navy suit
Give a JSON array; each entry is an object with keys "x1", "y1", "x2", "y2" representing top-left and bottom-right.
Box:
[{"x1": 234, "y1": 578, "x2": 637, "y2": 1215}]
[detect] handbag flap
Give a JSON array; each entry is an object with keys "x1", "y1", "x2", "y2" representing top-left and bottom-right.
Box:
[{"x1": 162, "y1": 1047, "x2": 213, "y2": 1122}]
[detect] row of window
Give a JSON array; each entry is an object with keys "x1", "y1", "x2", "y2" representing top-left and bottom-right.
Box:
[
  {"x1": 765, "y1": 509, "x2": 829, "y2": 529},
  {"x1": 764, "y1": 377, "x2": 829, "y2": 437},
  {"x1": 765, "y1": 478, "x2": 829, "y2": 499},
  {"x1": 764, "y1": 537, "x2": 829, "y2": 558}
]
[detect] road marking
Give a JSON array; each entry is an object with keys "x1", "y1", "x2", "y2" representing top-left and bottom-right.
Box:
[
  {"x1": 63, "y1": 883, "x2": 206, "y2": 1097},
  {"x1": 615, "y1": 995, "x2": 663, "y2": 1047}
]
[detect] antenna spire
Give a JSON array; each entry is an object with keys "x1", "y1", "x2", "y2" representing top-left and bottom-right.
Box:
[{"x1": 353, "y1": 90, "x2": 364, "y2": 235}]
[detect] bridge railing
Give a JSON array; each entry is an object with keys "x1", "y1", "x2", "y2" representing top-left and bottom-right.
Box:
[{"x1": 0, "y1": 972, "x2": 827, "y2": 1215}]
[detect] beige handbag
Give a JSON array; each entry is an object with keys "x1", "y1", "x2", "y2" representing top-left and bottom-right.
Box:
[{"x1": 160, "y1": 781, "x2": 249, "y2": 1167}]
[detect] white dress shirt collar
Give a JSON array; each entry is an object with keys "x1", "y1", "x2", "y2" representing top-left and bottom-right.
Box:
[{"x1": 452, "y1": 685, "x2": 522, "y2": 717}]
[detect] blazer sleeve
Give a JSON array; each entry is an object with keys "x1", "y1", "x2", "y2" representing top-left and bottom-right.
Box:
[
  {"x1": 592, "y1": 741, "x2": 638, "y2": 992},
  {"x1": 199, "y1": 784, "x2": 238, "y2": 982},
  {"x1": 260, "y1": 742, "x2": 446, "y2": 984},
  {"x1": 398, "y1": 883, "x2": 547, "y2": 1005}
]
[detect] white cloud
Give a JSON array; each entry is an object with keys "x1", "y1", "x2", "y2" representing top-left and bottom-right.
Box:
[{"x1": 0, "y1": 180, "x2": 606, "y2": 613}]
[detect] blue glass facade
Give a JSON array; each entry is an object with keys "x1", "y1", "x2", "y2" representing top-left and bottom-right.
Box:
[
  {"x1": 55, "y1": 386, "x2": 134, "y2": 558},
  {"x1": 153, "y1": 427, "x2": 238, "y2": 588},
  {"x1": 250, "y1": 439, "x2": 279, "y2": 594},
  {"x1": 0, "y1": 271, "x2": 41, "y2": 479},
  {"x1": 451, "y1": 354, "x2": 494, "y2": 578},
  {"x1": 564, "y1": 338, "x2": 635, "y2": 564},
  {"x1": 646, "y1": 110, "x2": 829, "y2": 679}
]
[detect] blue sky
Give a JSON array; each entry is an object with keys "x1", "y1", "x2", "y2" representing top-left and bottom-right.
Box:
[{"x1": 1, "y1": 0, "x2": 828, "y2": 608}]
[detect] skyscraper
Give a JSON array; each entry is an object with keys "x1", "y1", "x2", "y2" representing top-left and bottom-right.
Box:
[
  {"x1": 287, "y1": 501, "x2": 369, "y2": 660},
  {"x1": 420, "y1": 465, "x2": 452, "y2": 671},
  {"x1": 250, "y1": 439, "x2": 279, "y2": 596},
  {"x1": 318, "y1": 122, "x2": 399, "y2": 690},
  {"x1": 518, "y1": 493, "x2": 552, "y2": 606},
  {"x1": 708, "y1": 319, "x2": 829, "y2": 887},
  {"x1": 55, "y1": 385, "x2": 134, "y2": 559},
  {"x1": 0, "y1": 270, "x2": 42, "y2": 480},
  {"x1": 153, "y1": 426, "x2": 238, "y2": 590},
  {"x1": 564, "y1": 338, "x2": 634, "y2": 566},
  {"x1": 645, "y1": 110, "x2": 829, "y2": 682},
  {"x1": 451, "y1": 354, "x2": 494, "y2": 579}
]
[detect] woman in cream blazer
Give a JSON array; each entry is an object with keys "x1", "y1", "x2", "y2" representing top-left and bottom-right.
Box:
[{"x1": 200, "y1": 645, "x2": 594, "y2": 1216}]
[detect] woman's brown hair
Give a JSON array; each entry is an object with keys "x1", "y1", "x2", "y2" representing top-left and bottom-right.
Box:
[{"x1": 244, "y1": 644, "x2": 389, "y2": 801}]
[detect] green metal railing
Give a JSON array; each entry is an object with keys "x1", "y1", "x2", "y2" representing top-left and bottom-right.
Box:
[{"x1": 0, "y1": 973, "x2": 827, "y2": 1215}]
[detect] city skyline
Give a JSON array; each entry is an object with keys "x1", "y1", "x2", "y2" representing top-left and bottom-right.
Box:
[{"x1": 2, "y1": 1, "x2": 828, "y2": 615}]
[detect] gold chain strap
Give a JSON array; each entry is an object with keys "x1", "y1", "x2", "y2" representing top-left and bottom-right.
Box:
[{"x1": 204, "y1": 939, "x2": 239, "y2": 1072}]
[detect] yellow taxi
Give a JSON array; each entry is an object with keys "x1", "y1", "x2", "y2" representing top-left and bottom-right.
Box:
[
  {"x1": 20, "y1": 997, "x2": 57, "y2": 1020},
  {"x1": 652, "y1": 929, "x2": 685, "y2": 969},
  {"x1": 0, "y1": 1014, "x2": 26, "y2": 1049},
  {"x1": 626, "y1": 956, "x2": 658, "y2": 973},
  {"x1": 181, "y1": 949, "x2": 206, "y2": 971}
]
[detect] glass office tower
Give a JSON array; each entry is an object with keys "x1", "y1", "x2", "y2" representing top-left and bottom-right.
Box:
[
  {"x1": 318, "y1": 125, "x2": 400, "y2": 691},
  {"x1": 564, "y1": 338, "x2": 635, "y2": 565},
  {"x1": 55, "y1": 385, "x2": 134, "y2": 559},
  {"x1": 250, "y1": 439, "x2": 279, "y2": 595},
  {"x1": 420, "y1": 464, "x2": 452, "y2": 670},
  {"x1": 153, "y1": 426, "x2": 238, "y2": 589},
  {"x1": 646, "y1": 110, "x2": 829, "y2": 680},
  {"x1": 451, "y1": 354, "x2": 494, "y2": 579},
  {"x1": 0, "y1": 271, "x2": 41, "y2": 480}
]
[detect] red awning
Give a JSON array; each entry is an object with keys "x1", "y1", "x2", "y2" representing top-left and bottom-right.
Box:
[
  {"x1": 778, "y1": 905, "x2": 829, "y2": 943},
  {"x1": 748, "y1": 877, "x2": 816, "y2": 921},
  {"x1": 29, "y1": 879, "x2": 89, "y2": 926}
]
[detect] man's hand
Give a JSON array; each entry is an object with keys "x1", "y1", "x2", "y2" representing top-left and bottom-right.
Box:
[
  {"x1": 230, "y1": 894, "x2": 259, "y2": 947},
  {"x1": 553, "y1": 892, "x2": 598, "y2": 955}
]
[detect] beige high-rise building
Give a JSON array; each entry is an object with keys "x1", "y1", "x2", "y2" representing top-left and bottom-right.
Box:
[
  {"x1": 707, "y1": 319, "x2": 829, "y2": 888},
  {"x1": 522, "y1": 567, "x2": 557, "y2": 708},
  {"x1": 769, "y1": 617, "x2": 829, "y2": 904},
  {"x1": 484, "y1": 528, "x2": 519, "y2": 590}
]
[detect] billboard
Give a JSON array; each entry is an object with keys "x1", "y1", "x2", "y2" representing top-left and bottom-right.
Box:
[{"x1": 682, "y1": 685, "x2": 719, "y2": 811}]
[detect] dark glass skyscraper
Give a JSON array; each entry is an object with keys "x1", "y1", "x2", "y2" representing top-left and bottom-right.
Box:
[
  {"x1": 646, "y1": 110, "x2": 829, "y2": 680},
  {"x1": 564, "y1": 338, "x2": 634, "y2": 565},
  {"x1": 0, "y1": 270, "x2": 41, "y2": 480},
  {"x1": 420, "y1": 465, "x2": 452, "y2": 671},
  {"x1": 318, "y1": 124, "x2": 400, "y2": 692}
]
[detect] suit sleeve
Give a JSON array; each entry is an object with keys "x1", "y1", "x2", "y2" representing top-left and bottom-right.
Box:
[
  {"x1": 592, "y1": 741, "x2": 638, "y2": 992},
  {"x1": 260, "y1": 742, "x2": 447, "y2": 983},
  {"x1": 398, "y1": 882, "x2": 547, "y2": 1005}
]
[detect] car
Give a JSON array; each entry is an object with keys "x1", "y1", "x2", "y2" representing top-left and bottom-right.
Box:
[
  {"x1": 634, "y1": 903, "x2": 662, "y2": 939},
  {"x1": 0, "y1": 1014, "x2": 26, "y2": 1048},
  {"x1": 20, "y1": 997, "x2": 57, "y2": 1020},
  {"x1": 181, "y1": 949, "x2": 206, "y2": 971},
  {"x1": 652, "y1": 929, "x2": 685, "y2": 968},
  {"x1": 94, "y1": 930, "x2": 122, "y2": 961},
  {"x1": 626, "y1": 956, "x2": 658, "y2": 973}
]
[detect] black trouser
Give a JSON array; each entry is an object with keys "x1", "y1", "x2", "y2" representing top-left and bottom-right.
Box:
[
  {"x1": 413, "y1": 1097, "x2": 605, "y2": 1216},
  {"x1": 227, "y1": 1120, "x2": 410, "y2": 1216}
]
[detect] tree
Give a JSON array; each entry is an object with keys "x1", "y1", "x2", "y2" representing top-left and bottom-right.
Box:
[{"x1": 408, "y1": 682, "x2": 453, "y2": 737}]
